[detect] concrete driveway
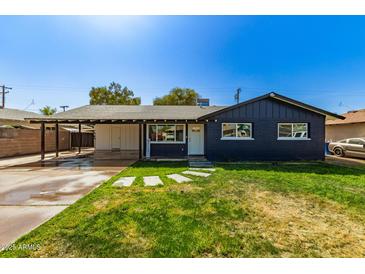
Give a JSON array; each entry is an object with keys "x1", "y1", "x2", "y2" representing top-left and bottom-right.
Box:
[
  {"x1": 0, "y1": 157, "x2": 135, "y2": 248},
  {"x1": 326, "y1": 155, "x2": 365, "y2": 168}
]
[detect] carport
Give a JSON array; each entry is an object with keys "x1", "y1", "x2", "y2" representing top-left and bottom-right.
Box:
[{"x1": 29, "y1": 118, "x2": 145, "y2": 160}]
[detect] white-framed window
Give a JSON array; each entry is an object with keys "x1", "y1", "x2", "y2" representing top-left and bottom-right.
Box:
[
  {"x1": 277, "y1": 123, "x2": 309, "y2": 140},
  {"x1": 221, "y1": 123, "x2": 253, "y2": 140},
  {"x1": 147, "y1": 124, "x2": 185, "y2": 144}
]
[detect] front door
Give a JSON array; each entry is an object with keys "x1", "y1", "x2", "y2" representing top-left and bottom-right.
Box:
[
  {"x1": 111, "y1": 125, "x2": 120, "y2": 150},
  {"x1": 188, "y1": 124, "x2": 204, "y2": 155}
]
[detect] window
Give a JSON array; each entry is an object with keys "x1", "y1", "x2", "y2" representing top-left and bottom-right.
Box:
[
  {"x1": 148, "y1": 124, "x2": 185, "y2": 143},
  {"x1": 348, "y1": 138, "x2": 365, "y2": 145},
  {"x1": 278, "y1": 123, "x2": 309, "y2": 140},
  {"x1": 221, "y1": 123, "x2": 252, "y2": 139}
]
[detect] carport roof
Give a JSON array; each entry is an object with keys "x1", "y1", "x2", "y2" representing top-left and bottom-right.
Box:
[{"x1": 27, "y1": 105, "x2": 227, "y2": 123}]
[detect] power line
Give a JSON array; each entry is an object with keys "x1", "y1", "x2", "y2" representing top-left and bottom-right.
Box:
[{"x1": 23, "y1": 99, "x2": 35, "y2": 110}]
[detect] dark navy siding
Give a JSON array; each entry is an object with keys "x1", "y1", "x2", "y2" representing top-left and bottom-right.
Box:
[
  {"x1": 145, "y1": 123, "x2": 188, "y2": 157},
  {"x1": 150, "y1": 143, "x2": 187, "y2": 157},
  {"x1": 205, "y1": 98, "x2": 325, "y2": 161}
]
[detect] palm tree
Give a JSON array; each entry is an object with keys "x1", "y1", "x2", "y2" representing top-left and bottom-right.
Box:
[{"x1": 39, "y1": 106, "x2": 57, "y2": 116}]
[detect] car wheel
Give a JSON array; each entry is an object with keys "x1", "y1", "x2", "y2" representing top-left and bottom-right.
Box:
[{"x1": 333, "y1": 147, "x2": 344, "y2": 157}]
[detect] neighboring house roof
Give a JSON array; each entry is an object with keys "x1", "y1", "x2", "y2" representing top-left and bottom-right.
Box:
[
  {"x1": 326, "y1": 109, "x2": 365, "y2": 125},
  {"x1": 0, "y1": 108, "x2": 43, "y2": 122},
  {"x1": 28, "y1": 105, "x2": 226, "y2": 122},
  {"x1": 199, "y1": 92, "x2": 345, "y2": 120}
]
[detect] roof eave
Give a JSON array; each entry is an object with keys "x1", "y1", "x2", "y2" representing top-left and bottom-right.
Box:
[
  {"x1": 269, "y1": 93, "x2": 345, "y2": 120},
  {"x1": 198, "y1": 92, "x2": 345, "y2": 120},
  {"x1": 25, "y1": 118, "x2": 215, "y2": 124}
]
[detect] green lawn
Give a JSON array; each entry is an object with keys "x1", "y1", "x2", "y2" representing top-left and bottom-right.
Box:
[{"x1": 2, "y1": 161, "x2": 365, "y2": 258}]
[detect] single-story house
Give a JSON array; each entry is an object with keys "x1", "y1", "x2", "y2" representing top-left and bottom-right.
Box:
[
  {"x1": 326, "y1": 109, "x2": 365, "y2": 142},
  {"x1": 28, "y1": 92, "x2": 344, "y2": 161}
]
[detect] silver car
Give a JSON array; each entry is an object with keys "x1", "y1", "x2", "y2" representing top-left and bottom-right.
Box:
[{"x1": 328, "y1": 138, "x2": 365, "y2": 159}]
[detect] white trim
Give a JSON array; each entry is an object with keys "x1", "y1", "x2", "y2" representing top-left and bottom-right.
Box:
[
  {"x1": 221, "y1": 137, "x2": 255, "y2": 141},
  {"x1": 146, "y1": 124, "x2": 186, "y2": 144},
  {"x1": 277, "y1": 137, "x2": 311, "y2": 141},
  {"x1": 277, "y1": 122, "x2": 309, "y2": 140},
  {"x1": 271, "y1": 96, "x2": 339, "y2": 119},
  {"x1": 221, "y1": 122, "x2": 252, "y2": 139},
  {"x1": 146, "y1": 138, "x2": 151, "y2": 158}
]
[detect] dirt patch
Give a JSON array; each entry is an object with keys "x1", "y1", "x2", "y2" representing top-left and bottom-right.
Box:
[
  {"x1": 168, "y1": 184, "x2": 203, "y2": 193},
  {"x1": 245, "y1": 185, "x2": 365, "y2": 257},
  {"x1": 93, "y1": 200, "x2": 109, "y2": 211}
]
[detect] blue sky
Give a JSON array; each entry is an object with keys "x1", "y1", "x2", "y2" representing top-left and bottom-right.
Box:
[{"x1": 1, "y1": 16, "x2": 365, "y2": 114}]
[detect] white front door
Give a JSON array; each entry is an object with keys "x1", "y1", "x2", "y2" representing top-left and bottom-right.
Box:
[
  {"x1": 188, "y1": 124, "x2": 204, "y2": 155},
  {"x1": 111, "y1": 125, "x2": 120, "y2": 150}
]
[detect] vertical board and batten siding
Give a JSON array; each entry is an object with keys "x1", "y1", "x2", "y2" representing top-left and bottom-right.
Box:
[
  {"x1": 94, "y1": 124, "x2": 139, "y2": 159},
  {"x1": 95, "y1": 124, "x2": 139, "y2": 150},
  {"x1": 206, "y1": 97, "x2": 325, "y2": 161}
]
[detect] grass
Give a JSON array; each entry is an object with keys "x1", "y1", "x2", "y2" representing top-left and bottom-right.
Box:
[{"x1": 2, "y1": 161, "x2": 365, "y2": 258}]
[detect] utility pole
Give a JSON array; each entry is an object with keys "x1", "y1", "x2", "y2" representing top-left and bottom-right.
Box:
[
  {"x1": 60, "y1": 105, "x2": 69, "y2": 112},
  {"x1": 234, "y1": 88, "x2": 241, "y2": 104},
  {"x1": 0, "y1": 85, "x2": 12, "y2": 109}
]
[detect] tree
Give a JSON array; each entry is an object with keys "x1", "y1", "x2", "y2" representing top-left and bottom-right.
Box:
[
  {"x1": 40, "y1": 106, "x2": 57, "y2": 116},
  {"x1": 89, "y1": 82, "x2": 141, "y2": 105},
  {"x1": 153, "y1": 87, "x2": 200, "y2": 105}
]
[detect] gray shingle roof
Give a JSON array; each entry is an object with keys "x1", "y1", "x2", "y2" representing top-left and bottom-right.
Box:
[
  {"x1": 0, "y1": 108, "x2": 43, "y2": 121},
  {"x1": 45, "y1": 105, "x2": 227, "y2": 120}
]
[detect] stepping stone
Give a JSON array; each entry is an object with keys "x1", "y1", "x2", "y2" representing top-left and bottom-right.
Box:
[
  {"x1": 144, "y1": 176, "x2": 163, "y2": 186},
  {"x1": 113, "y1": 177, "x2": 136, "y2": 187},
  {"x1": 167, "y1": 174, "x2": 192, "y2": 183},
  {"x1": 189, "y1": 168, "x2": 216, "y2": 172},
  {"x1": 182, "y1": 170, "x2": 211, "y2": 177}
]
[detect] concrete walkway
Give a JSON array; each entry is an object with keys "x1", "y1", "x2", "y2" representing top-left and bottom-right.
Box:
[
  {"x1": 144, "y1": 176, "x2": 163, "y2": 186},
  {"x1": 113, "y1": 177, "x2": 136, "y2": 187},
  {"x1": 112, "y1": 167, "x2": 216, "y2": 188},
  {"x1": 167, "y1": 174, "x2": 192, "y2": 183},
  {"x1": 0, "y1": 157, "x2": 134, "y2": 247},
  {"x1": 182, "y1": 170, "x2": 211, "y2": 177}
]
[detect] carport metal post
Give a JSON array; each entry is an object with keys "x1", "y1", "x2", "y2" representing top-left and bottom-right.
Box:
[
  {"x1": 41, "y1": 122, "x2": 45, "y2": 160},
  {"x1": 55, "y1": 122, "x2": 59, "y2": 157},
  {"x1": 78, "y1": 123, "x2": 82, "y2": 154}
]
